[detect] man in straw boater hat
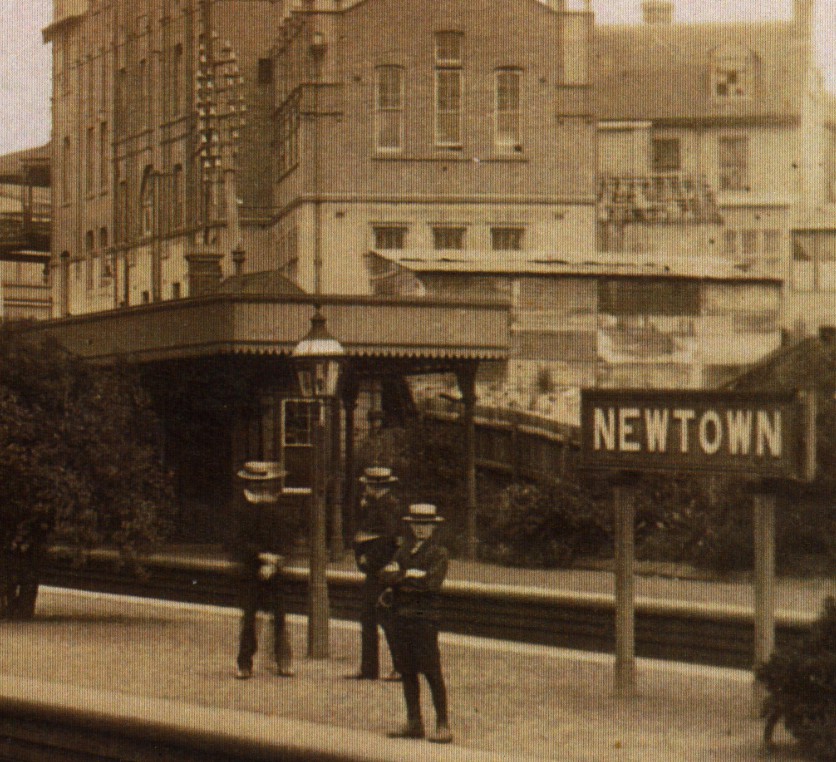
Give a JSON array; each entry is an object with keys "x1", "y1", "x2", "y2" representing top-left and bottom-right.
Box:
[
  {"x1": 347, "y1": 465, "x2": 402, "y2": 681},
  {"x1": 378, "y1": 503, "x2": 452, "y2": 744},
  {"x1": 229, "y1": 461, "x2": 295, "y2": 680}
]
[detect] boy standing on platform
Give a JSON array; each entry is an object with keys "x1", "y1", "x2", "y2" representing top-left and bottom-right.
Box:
[
  {"x1": 347, "y1": 466, "x2": 401, "y2": 680},
  {"x1": 379, "y1": 503, "x2": 452, "y2": 744},
  {"x1": 230, "y1": 461, "x2": 295, "y2": 680}
]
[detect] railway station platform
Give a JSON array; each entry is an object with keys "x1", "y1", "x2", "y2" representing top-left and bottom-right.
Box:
[{"x1": 0, "y1": 586, "x2": 807, "y2": 761}]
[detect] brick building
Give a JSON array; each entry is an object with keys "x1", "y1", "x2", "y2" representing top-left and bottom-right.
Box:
[
  {"x1": 43, "y1": 0, "x2": 596, "y2": 315},
  {"x1": 40, "y1": 0, "x2": 798, "y2": 415},
  {"x1": 44, "y1": 0, "x2": 278, "y2": 316}
]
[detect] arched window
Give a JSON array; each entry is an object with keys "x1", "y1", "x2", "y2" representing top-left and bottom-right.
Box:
[
  {"x1": 99, "y1": 226, "x2": 108, "y2": 249},
  {"x1": 711, "y1": 45, "x2": 756, "y2": 99},
  {"x1": 140, "y1": 165, "x2": 155, "y2": 237},
  {"x1": 171, "y1": 164, "x2": 184, "y2": 228}
]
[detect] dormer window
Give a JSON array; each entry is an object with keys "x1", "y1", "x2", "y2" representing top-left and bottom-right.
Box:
[{"x1": 711, "y1": 45, "x2": 754, "y2": 99}]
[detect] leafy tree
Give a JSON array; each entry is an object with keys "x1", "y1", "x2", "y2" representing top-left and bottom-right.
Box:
[{"x1": 0, "y1": 326, "x2": 174, "y2": 620}]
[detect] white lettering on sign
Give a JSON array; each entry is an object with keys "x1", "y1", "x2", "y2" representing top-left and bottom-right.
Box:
[
  {"x1": 644, "y1": 409, "x2": 669, "y2": 452},
  {"x1": 591, "y1": 406, "x2": 784, "y2": 459},
  {"x1": 673, "y1": 409, "x2": 696, "y2": 453},
  {"x1": 756, "y1": 411, "x2": 781, "y2": 457},
  {"x1": 698, "y1": 410, "x2": 723, "y2": 455},
  {"x1": 619, "y1": 407, "x2": 641, "y2": 452},
  {"x1": 726, "y1": 410, "x2": 753, "y2": 455},
  {"x1": 594, "y1": 407, "x2": 615, "y2": 451}
]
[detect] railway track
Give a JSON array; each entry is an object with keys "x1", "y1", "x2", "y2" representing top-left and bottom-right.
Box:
[{"x1": 41, "y1": 549, "x2": 813, "y2": 671}]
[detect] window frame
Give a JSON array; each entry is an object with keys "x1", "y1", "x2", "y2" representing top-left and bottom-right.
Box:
[
  {"x1": 434, "y1": 32, "x2": 463, "y2": 149},
  {"x1": 494, "y1": 68, "x2": 522, "y2": 153},
  {"x1": 718, "y1": 136, "x2": 749, "y2": 192},
  {"x1": 171, "y1": 164, "x2": 184, "y2": 229},
  {"x1": 375, "y1": 65, "x2": 405, "y2": 152},
  {"x1": 711, "y1": 46, "x2": 753, "y2": 100},
  {"x1": 652, "y1": 137, "x2": 681, "y2": 173},
  {"x1": 432, "y1": 225, "x2": 466, "y2": 250},
  {"x1": 373, "y1": 225, "x2": 407, "y2": 250},
  {"x1": 491, "y1": 226, "x2": 525, "y2": 251},
  {"x1": 139, "y1": 166, "x2": 155, "y2": 238}
]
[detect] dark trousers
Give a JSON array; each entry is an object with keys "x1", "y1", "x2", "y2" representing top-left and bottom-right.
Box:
[
  {"x1": 237, "y1": 577, "x2": 291, "y2": 670},
  {"x1": 359, "y1": 575, "x2": 396, "y2": 677},
  {"x1": 390, "y1": 617, "x2": 448, "y2": 727}
]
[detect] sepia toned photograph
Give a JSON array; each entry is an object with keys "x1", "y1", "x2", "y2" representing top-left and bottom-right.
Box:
[{"x1": 1, "y1": 1, "x2": 835, "y2": 759}]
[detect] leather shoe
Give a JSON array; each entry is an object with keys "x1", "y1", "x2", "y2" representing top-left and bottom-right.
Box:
[
  {"x1": 234, "y1": 666, "x2": 252, "y2": 680},
  {"x1": 276, "y1": 663, "x2": 295, "y2": 677},
  {"x1": 382, "y1": 670, "x2": 402, "y2": 682},
  {"x1": 387, "y1": 723, "x2": 424, "y2": 739},
  {"x1": 428, "y1": 724, "x2": 453, "y2": 744}
]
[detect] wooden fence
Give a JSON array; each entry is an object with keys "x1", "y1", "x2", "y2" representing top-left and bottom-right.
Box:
[{"x1": 422, "y1": 401, "x2": 580, "y2": 482}]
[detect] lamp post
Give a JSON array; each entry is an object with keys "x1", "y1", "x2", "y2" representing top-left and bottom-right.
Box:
[{"x1": 292, "y1": 304, "x2": 345, "y2": 658}]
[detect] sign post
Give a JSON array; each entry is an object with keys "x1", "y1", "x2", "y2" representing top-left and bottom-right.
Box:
[
  {"x1": 581, "y1": 388, "x2": 816, "y2": 699},
  {"x1": 613, "y1": 479, "x2": 636, "y2": 695},
  {"x1": 752, "y1": 488, "x2": 775, "y2": 715}
]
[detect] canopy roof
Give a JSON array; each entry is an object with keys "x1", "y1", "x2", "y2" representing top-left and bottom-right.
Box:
[{"x1": 22, "y1": 293, "x2": 510, "y2": 365}]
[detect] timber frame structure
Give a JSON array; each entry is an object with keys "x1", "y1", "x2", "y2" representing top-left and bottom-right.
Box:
[{"x1": 21, "y1": 293, "x2": 510, "y2": 555}]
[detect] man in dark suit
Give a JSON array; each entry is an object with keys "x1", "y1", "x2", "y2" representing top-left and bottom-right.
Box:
[
  {"x1": 347, "y1": 466, "x2": 401, "y2": 680},
  {"x1": 379, "y1": 503, "x2": 452, "y2": 744},
  {"x1": 229, "y1": 461, "x2": 295, "y2": 680}
]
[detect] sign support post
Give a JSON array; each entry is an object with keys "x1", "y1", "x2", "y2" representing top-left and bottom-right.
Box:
[
  {"x1": 752, "y1": 487, "x2": 775, "y2": 716},
  {"x1": 613, "y1": 477, "x2": 637, "y2": 696},
  {"x1": 581, "y1": 388, "x2": 816, "y2": 702}
]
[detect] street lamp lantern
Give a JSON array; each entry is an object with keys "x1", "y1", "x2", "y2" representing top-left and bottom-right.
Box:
[
  {"x1": 292, "y1": 305, "x2": 345, "y2": 398},
  {"x1": 292, "y1": 305, "x2": 345, "y2": 659}
]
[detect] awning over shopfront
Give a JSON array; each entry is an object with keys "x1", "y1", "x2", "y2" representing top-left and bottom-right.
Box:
[{"x1": 23, "y1": 293, "x2": 510, "y2": 365}]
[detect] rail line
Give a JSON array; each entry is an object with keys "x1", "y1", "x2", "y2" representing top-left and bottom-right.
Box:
[{"x1": 41, "y1": 550, "x2": 813, "y2": 671}]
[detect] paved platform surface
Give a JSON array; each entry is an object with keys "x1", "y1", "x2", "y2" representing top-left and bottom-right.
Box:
[{"x1": 0, "y1": 587, "x2": 810, "y2": 760}]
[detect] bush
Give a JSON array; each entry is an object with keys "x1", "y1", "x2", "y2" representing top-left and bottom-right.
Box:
[
  {"x1": 757, "y1": 596, "x2": 836, "y2": 760},
  {"x1": 0, "y1": 327, "x2": 174, "y2": 619},
  {"x1": 355, "y1": 418, "x2": 471, "y2": 554},
  {"x1": 478, "y1": 480, "x2": 609, "y2": 568}
]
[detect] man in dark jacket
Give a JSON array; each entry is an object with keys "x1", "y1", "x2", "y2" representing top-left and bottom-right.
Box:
[
  {"x1": 347, "y1": 466, "x2": 401, "y2": 680},
  {"x1": 229, "y1": 461, "x2": 295, "y2": 680},
  {"x1": 379, "y1": 503, "x2": 452, "y2": 744}
]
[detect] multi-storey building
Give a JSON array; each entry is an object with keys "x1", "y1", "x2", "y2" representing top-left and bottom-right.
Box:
[
  {"x1": 43, "y1": 0, "x2": 597, "y2": 315},
  {"x1": 593, "y1": 0, "x2": 833, "y2": 324},
  {"x1": 267, "y1": 0, "x2": 596, "y2": 294},
  {"x1": 41, "y1": 0, "x2": 797, "y2": 418},
  {"x1": 44, "y1": 0, "x2": 278, "y2": 316}
]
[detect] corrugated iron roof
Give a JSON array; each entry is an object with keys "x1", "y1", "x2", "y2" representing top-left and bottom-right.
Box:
[{"x1": 372, "y1": 249, "x2": 782, "y2": 283}]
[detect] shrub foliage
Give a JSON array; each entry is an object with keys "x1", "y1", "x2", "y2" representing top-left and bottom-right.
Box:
[
  {"x1": 757, "y1": 596, "x2": 836, "y2": 760},
  {"x1": 357, "y1": 414, "x2": 835, "y2": 574},
  {"x1": 0, "y1": 326, "x2": 174, "y2": 619}
]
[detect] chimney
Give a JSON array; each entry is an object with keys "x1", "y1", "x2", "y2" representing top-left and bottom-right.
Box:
[
  {"x1": 794, "y1": 0, "x2": 814, "y2": 36},
  {"x1": 642, "y1": 1, "x2": 673, "y2": 24}
]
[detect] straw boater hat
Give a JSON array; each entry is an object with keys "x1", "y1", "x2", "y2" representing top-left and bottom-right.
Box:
[
  {"x1": 237, "y1": 461, "x2": 288, "y2": 482},
  {"x1": 359, "y1": 466, "x2": 399, "y2": 485},
  {"x1": 403, "y1": 503, "x2": 445, "y2": 523}
]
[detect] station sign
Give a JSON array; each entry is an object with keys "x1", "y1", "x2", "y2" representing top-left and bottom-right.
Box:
[{"x1": 581, "y1": 389, "x2": 814, "y2": 480}]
